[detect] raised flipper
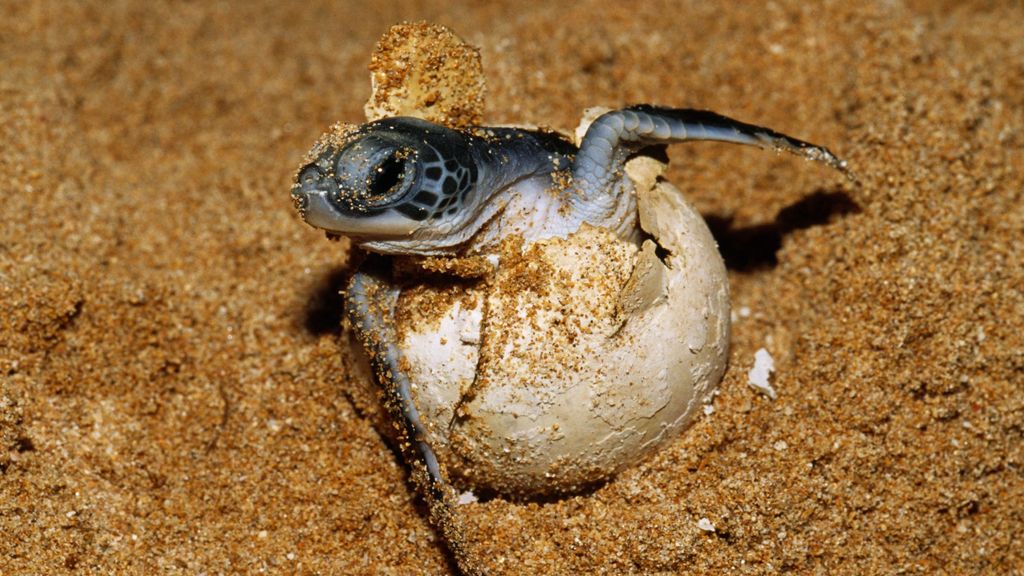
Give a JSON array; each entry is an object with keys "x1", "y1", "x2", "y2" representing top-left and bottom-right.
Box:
[{"x1": 571, "y1": 105, "x2": 854, "y2": 218}]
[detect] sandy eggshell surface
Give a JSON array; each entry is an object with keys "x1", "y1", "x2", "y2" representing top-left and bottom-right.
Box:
[
  {"x1": 393, "y1": 154, "x2": 730, "y2": 497},
  {"x1": 364, "y1": 22, "x2": 485, "y2": 128}
]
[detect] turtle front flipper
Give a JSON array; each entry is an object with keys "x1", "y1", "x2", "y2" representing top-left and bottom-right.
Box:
[
  {"x1": 345, "y1": 268, "x2": 446, "y2": 496},
  {"x1": 346, "y1": 266, "x2": 482, "y2": 571},
  {"x1": 570, "y1": 105, "x2": 854, "y2": 223}
]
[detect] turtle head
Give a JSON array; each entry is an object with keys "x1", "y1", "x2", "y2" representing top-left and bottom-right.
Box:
[{"x1": 291, "y1": 117, "x2": 482, "y2": 253}]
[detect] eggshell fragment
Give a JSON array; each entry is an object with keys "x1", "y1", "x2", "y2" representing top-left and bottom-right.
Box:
[
  {"x1": 392, "y1": 150, "x2": 730, "y2": 497},
  {"x1": 364, "y1": 22, "x2": 485, "y2": 128}
]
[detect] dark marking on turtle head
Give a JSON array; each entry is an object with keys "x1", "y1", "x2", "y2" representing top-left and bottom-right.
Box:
[{"x1": 291, "y1": 117, "x2": 480, "y2": 239}]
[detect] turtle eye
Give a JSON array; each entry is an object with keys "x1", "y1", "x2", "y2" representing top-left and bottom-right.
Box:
[{"x1": 367, "y1": 153, "x2": 407, "y2": 200}]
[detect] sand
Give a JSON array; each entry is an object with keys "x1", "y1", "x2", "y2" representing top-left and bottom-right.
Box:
[{"x1": 2, "y1": 1, "x2": 1022, "y2": 574}]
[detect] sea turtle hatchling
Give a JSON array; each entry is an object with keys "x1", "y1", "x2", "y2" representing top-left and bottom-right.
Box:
[{"x1": 291, "y1": 105, "x2": 850, "y2": 498}]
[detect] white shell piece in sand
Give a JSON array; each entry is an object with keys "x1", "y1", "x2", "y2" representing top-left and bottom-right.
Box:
[{"x1": 747, "y1": 347, "x2": 777, "y2": 400}]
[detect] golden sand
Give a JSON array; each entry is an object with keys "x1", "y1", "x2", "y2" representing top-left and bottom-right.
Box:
[{"x1": 2, "y1": 1, "x2": 1021, "y2": 573}]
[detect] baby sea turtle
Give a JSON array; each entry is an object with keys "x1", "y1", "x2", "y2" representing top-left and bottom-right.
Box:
[
  {"x1": 291, "y1": 105, "x2": 849, "y2": 499},
  {"x1": 294, "y1": 106, "x2": 847, "y2": 255}
]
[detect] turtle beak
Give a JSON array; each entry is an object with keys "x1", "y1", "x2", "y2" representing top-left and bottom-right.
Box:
[
  {"x1": 292, "y1": 158, "x2": 335, "y2": 220},
  {"x1": 291, "y1": 164, "x2": 338, "y2": 229},
  {"x1": 291, "y1": 184, "x2": 340, "y2": 230},
  {"x1": 290, "y1": 184, "x2": 310, "y2": 215},
  {"x1": 290, "y1": 176, "x2": 421, "y2": 237}
]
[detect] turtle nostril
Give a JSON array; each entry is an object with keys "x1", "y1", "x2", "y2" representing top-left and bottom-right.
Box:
[
  {"x1": 297, "y1": 164, "x2": 325, "y2": 192},
  {"x1": 293, "y1": 164, "x2": 326, "y2": 218}
]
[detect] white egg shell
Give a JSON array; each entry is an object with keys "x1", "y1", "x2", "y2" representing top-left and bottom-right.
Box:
[{"x1": 394, "y1": 157, "x2": 730, "y2": 497}]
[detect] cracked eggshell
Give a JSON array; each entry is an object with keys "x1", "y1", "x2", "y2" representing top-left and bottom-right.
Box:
[
  {"x1": 394, "y1": 157, "x2": 730, "y2": 498},
  {"x1": 364, "y1": 22, "x2": 484, "y2": 129}
]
